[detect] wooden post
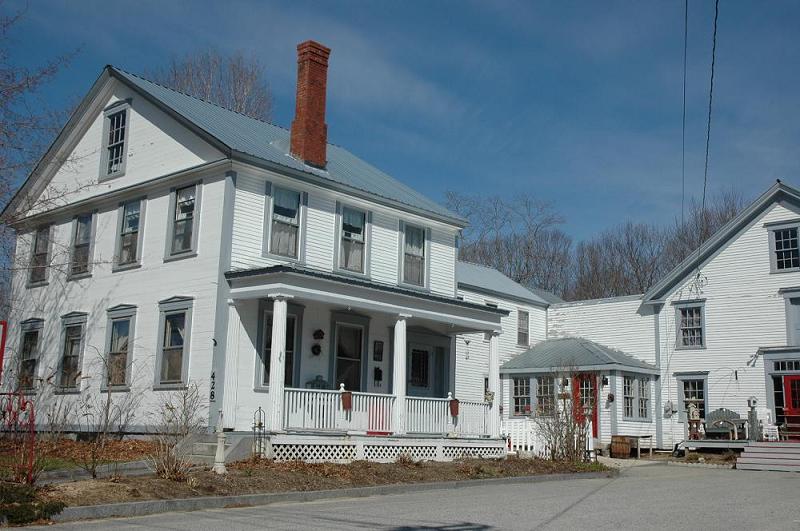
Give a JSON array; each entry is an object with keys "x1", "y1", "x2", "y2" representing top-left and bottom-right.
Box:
[
  {"x1": 488, "y1": 331, "x2": 501, "y2": 438},
  {"x1": 392, "y1": 314, "x2": 409, "y2": 435},
  {"x1": 268, "y1": 295, "x2": 291, "y2": 431}
]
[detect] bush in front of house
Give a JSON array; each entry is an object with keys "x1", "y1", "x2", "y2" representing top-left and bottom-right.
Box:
[{"x1": 0, "y1": 482, "x2": 65, "y2": 525}]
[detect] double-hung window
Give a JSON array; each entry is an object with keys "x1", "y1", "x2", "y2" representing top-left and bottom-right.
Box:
[
  {"x1": 156, "y1": 298, "x2": 193, "y2": 387},
  {"x1": 682, "y1": 378, "x2": 707, "y2": 418},
  {"x1": 117, "y1": 200, "x2": 143, "y2": 267},
  {"x1": 70, "y1": 214, "x2": 93, "y2": 277},
  {"x1": 402, "y1": 224, "x2": 426, "y2": 287},
  {"x1": 170, "y1": 184, "x2": 197, "y2": 255},
  {"x1": 270, "y1": 187, "x2": 301, "y2": 258},
  {"x1": 29, "y1": 226, "x2": 50, "y2": 285},
  {"x1": 59, "y1": 314, "x2": 86, "y2": 389},
  {"x1": 512, "y1": 377, "x2": 531, "y2": 415},
  {"x1": 339, "y1": 206, "x2": 367, "y2": 273},
  {"x1": 517, "y1": 310, "x2": 530, "y2": 346},
  {"x1": 772, "y1": 226, "x2": 800, "y2": 271},
  {"x1": 18, "y1": 323, "x2": 42, "y2": 390},
  {"x1": 102, "y1": 105, "x2": 129, "y2": 178},
  {"x1": 623, "y1": 375, "x2": 651, "y2": 420},
  {"x1": 106, "y1": 317, "x2": 132, "y2": 387},
  {"x1": 677, "y1": 304, "x2": 704, "y2": 348},
  {"x1": 536, "y1": 375, "x2": 555, "y2": 415}
]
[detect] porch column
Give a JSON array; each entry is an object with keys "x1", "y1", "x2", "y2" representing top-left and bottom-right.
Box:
[
  {"x1": 488, "y1": 331, "x2": 501, "y2": 438},
  {"x1": 267, "y1": 295, "x2": 291, "y2": 431},
  {"x1": 392, "y1": 314, "x2": 410, "y2": 435},
  {"x1": 222, "y1": 301, "x2": 241, "y2": 430}
]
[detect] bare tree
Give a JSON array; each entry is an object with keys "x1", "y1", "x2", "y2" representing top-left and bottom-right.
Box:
[
  {"x1": 148, "y1": 49, "x2": 273, "y2": 121},
  {"x1": 446, "y1": 191, "x2": 573, "y2": 297}
]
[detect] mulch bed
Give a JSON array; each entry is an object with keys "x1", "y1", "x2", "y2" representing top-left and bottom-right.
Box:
[{"x1": 40, "y1": 457, "x2": 606, "y2": 508}]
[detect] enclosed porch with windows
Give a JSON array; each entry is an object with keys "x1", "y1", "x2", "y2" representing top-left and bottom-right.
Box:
[
  {"x1": 216, "y1": 265, "x2": 508, "y2": 461},
  {"x1": 499, "y1": 337, "x2": 660, "y2": 455}
]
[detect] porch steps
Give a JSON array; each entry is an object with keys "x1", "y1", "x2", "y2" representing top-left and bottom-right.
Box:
[
  {"x1": 182, "y1": 433, "x2": 254, "y2": 466},
  {"x1": 737, "y1": 442, "x2": 800, "y2": 473}
]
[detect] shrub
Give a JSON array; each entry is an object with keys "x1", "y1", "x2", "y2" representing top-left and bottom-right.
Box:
[{"x1": 0, "y1": 482, "x2": 65, "y2": 525}]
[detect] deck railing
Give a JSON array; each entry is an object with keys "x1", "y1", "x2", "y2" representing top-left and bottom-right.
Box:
[
  {"x1": 405, "y1": 396, "x2": 491, "y2": 437},
  {"x1": 283, "y1": 388, "x2": 395, "y2": 433}
]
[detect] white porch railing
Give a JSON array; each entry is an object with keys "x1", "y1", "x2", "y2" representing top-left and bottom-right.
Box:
[
  {"x1": 501, "y1": 418, "x2": 594, "y2": 458},
  {"x1": 406, "y1": 396, "x2": 491, "y2": 437},
  {"x1": 283, "y1": 388, "x2": 395, "y2": 433}
]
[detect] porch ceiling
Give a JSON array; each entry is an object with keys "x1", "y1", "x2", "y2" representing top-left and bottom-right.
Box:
[{"x1": 225, "y1": 265, "x2": 506, "y2": 333}]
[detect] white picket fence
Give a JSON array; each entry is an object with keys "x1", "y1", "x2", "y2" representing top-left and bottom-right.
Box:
[{"x1": 501, "y1": 417, "x2": 594, "y2": 459}]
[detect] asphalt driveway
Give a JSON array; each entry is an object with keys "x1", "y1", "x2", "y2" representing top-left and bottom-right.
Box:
[{"x1": 34, "y1": 464, "x2": 800, "y2": 530}]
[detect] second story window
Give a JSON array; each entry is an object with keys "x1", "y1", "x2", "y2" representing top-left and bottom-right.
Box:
[
  {"x1": 29, "y1": 226, "x2": 50, "y2": 285},
  {"x1": 402, "y1": 224, "x2": 426, "y2": 287},
  {"x1": 772, "y1": 226, "x2": 800, "y2": 271},
  {"x1": 117, "y1": 200, "x2": 143, "y2": 267},
  {"x1": 102, "y1": 104, "x2": 129, "y2": 178},
  {"x1": 170, "y1": 185, "x2": 197, "y2": 256},
  {"x1": 339, "y1": 206, "x2": 366, "y2": 273},
  {"x1": 70, "y1": 214, "x2": 93, "y2": 277},
  {"x1": 677, "y1": 304, "x2": 704, "y2": 348},
  {"x1": 270, "y1": 187, "x2": 301, "y2": 258},
  {"x1": 517, "y1": 310, "x2": 530, "y2": 346}
]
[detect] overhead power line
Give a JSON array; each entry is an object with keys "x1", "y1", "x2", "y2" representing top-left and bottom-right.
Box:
[{"x1": 701, "y1": 0, "x2": 720, "y2": 218}]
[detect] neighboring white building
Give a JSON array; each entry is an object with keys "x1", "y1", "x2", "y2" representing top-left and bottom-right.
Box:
[{"x1": 501, "y1": 181, "x2": 800, "y2": 449}]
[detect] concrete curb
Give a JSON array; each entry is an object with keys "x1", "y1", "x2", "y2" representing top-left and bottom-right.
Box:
[
  {"x1": 39, "y1": 460, "x2": 153, "y2": 484},
  {"x1": 53, "y1": 469, "x2": 618, "y2": 523},
  {"x1": 664, "y1": 461, "x2": 735, "y2": 470}
]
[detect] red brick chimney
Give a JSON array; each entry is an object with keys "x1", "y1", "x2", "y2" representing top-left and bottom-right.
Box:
[{"x1": 290, "y1": 40, "x2": 331, "y2": 169}]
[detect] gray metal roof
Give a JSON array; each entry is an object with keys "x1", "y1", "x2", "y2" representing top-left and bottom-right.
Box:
[
  {"x1": 456, "y1": 261, "x2": 550, "y2": 306},
  {"x1": 527, "y1": 286, "x2": 565, "y2": 305},
  {"x1": 110, "y1": 67, "x2": 466, "y2": 226},
  {"x1": 500, "y1": 337, "x2": 658, "y2": 374}
]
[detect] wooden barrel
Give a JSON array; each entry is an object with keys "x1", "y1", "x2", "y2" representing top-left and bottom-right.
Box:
[{"x1": 611, "y1": 436, "x2": 631, "y2": 458}]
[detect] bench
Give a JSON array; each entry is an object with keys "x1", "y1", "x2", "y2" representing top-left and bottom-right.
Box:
[{"x1": 704, "y1": 408, "x2": 746, "y2": 439}]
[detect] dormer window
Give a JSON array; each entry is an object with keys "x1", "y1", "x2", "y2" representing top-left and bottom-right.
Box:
[
  {"x1": 339, "y1": 206, "x2": 366, "y2": 273},
  {"x1": 402, "y1": 223, "x2": 426, "y2": 287},
  {"x1": 101, "y1": 103, "x2": 130, "y2": 178},
  {"x1": 270, "y1": 187, "x2": 301, "y2": 258}
]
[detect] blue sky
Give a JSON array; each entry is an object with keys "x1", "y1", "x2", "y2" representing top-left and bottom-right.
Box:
[{"x1": 10, "y1": 1, "x2": 800, "y2": 239}]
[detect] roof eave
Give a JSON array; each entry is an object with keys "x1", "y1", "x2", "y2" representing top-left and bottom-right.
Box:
[
  {"x1": 456, "y1": 281, "x2": 549, "y2": 308},
  {"x1": 500, "y1": 364, "x2": 659, "y2": 376}
]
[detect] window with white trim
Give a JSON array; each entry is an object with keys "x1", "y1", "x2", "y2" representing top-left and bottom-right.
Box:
[
  {"x1": 339, "y1": 206, "x2": 366, "y2": 273},
  {"x1": 117, "y1": 200, "x2": 142, "y2": 267},
  {"x1": 270, "y1": 187, "x2": 301, "y2": 258},
  {"x1": 104, "y1": 108, "x2": 128, "y2": 176},
  {"x1": 402, "y1": 224, "x2": 425, "y2": 286},
  {"x1": 29, "y1": 226, "x2": 50, "y2": 284},
  {"x1": 513, "y1": 377, "x2": 531, "y2": 415},
  {"x1": 623, "y1": 374, "x2": 651, "y2": 420},
  {"x1": 70, "y1": 214, "x2": 93, "y2": 276},
  {"x1": 517, "y1": 310, "x2": 530, "y2": 346},
  {"x1": 536, "y1": 375, "x2": 555, "y2": 415},
  {"x1": 170, "y1": 185, "x2": 196, "y2": 255},
  {"x1": 773, "y1": 226, "x2": 800, "y2": 271},
  {"x1": 677, "y1": 305, "x2": 704, "y2": 348}
]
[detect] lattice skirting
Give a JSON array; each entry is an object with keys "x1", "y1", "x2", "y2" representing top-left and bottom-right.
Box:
[{"x1": 268, "y1": 436, "x2": 505, "y2": 463}]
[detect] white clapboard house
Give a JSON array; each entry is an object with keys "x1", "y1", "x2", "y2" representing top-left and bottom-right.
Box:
[
  {"x1": 1, "y1": 41, "x2": 557, "y2": 462},
  {"x1": 501, "y1": 181, "x2": 800, "y2": 455}
]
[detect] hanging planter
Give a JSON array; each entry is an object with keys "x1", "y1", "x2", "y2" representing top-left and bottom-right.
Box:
[
  {"x1": 341, "y1": 390, "x2": 353, "y2": 411},
  {"x1": 449, "y1": 397, "x2": 460, "y2": 417}
]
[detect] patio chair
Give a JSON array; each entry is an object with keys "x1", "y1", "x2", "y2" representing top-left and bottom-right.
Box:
[{"x1": 704, "y1": 408, "x2": 745, "y2": 439}]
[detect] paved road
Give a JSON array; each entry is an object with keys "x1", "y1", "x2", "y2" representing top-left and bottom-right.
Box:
[{"x1": 35, "y1": 465, "x2": 800, "y2": 530}]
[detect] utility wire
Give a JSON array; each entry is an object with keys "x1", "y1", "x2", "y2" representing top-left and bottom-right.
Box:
[
  {"x1": 701, "y1": 0, "x2": 720, "y2": 222},
  {"x1": 681, "y1": 0, "x2": 688, "y2": 225}
]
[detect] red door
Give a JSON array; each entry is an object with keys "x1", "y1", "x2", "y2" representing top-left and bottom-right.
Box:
[
  {"x1": 784, "y1": 375, "x2": 800, "y2": 417},
  {"x1": 572, "y1": 374, "x2": 599, "y2": 438}
]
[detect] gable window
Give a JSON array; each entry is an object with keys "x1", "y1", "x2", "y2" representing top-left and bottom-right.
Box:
[
  {"x1": 410, "y1": 349, "x2": 430, "y2": 388},
  {"x1": 169, "y1": 185, "x2": 197, "y2": 256},
  {"x1": 102, "y1": 105, "x2": 129, "y2": 178},
  {"x1": 402, "y1": 224, "x2": 426, "y2": 287},
  {"x1": 773, "y1": 227, "x2": 800, "y2": 271},
  {"x1": 517, "y1": 310, "x2": 530, "y2": 346},
  {"x1": 155, "y1": 298, "x2": 193, "y2": 387},
  {"x1": 512, "y1": 377, "x2": 531, "y2": 415},
  {"x1": 623, "y1": 375, "x2": 650, "y2": 420},
  {"x1": 262, "y1": 313, "x2": 297, "y2": 387},
  {"x1": 59, "y1": 314, "x2": 86, "y2": 389},
  {"x1": 70, "y1": 214, "x2": 93, "y2": 277},
  {"x1": 18, "y1": 326, "x2": 41, "y2": 390},
  {"x1": 116, "y1": 200, "x2": 143, "y2": 267},
  {"x1": 677, "y1": 304, "x2": 704, "y2": 348},
  {"x1": 339, "y1": 206, "x2": 367, "y2": 273},
  {"x1": 270, "y1": 187, "x2": 301, "y2": 258},
  {"x1": 29, "y1": 226, "x2": 50, "y2": 285},
  {"x1": 536, "y1": 376, "x2": 555, "y2": 415}
]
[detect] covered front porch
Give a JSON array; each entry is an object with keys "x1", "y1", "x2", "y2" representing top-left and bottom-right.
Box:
[{"x1": 218, "y1": 265, "x2": 506, "y2": 448}]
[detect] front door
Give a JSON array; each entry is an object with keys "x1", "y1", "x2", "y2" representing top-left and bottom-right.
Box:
[
  {"x1": 784, "y1": 375, "x2": 800, "y2": 417},
  {"x1": 407, "y1": 343, "x2": 445, "y2": 397},
  {"x1": 572, "y1": 374, "x2": 599, "y2": 438}
]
